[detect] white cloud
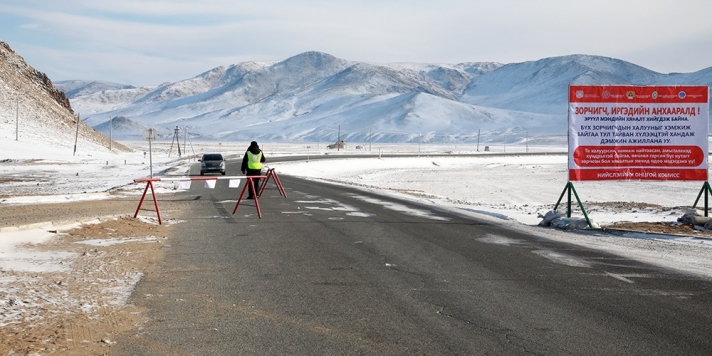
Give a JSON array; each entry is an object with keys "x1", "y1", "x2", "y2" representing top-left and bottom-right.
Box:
[{"x1": 1, "y1": 0, "x2": 711, "y2": 85}]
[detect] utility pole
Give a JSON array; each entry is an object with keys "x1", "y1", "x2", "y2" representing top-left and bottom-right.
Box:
[
  {"x1": 15, "y1": 94, "x2": 19, "y2": 141},
  {"x1": 109, "y1": 117, "x2": 113, "y2": 151},
  {"x1": 369, "y1": 126, "x2": 372, "y2": 152},
  {"x1": 184, "y1": 126, "x2": 196, "y2": 159},
  {"x1": 477, "y1": 129, "x2": 480, "y2": 152},
  {"x1": 168, "y1": 126, "x2": 182, "y2": 157},
  {"x1": 73, "y1": 114, "x2": 80, "y2": 156},
  {"x1": 176, "y1": 126, "x2": 181, "y2": 157},
  {"x1": 149, "y1": 129, "x2": 154, "y2": 178},
  {"x1": 526, "y1": 127, "x2": 529, "y2": 153},
  {"x1": 338, "y1": 125, "x2": 341, "y2": 152}
]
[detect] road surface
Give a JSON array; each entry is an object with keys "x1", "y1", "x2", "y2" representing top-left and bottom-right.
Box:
[{"x1": 111, "y1": 157, "x2": 712, "y2": 355}]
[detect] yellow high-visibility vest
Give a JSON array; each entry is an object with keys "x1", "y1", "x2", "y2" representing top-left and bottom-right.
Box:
[{"x1": 247, "y1": 151, "x2": 263, "y2": 170}]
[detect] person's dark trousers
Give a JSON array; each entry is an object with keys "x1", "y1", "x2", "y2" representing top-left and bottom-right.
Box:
[{"x1": 246, "y1": 169, "x2": 262, "y2": 198}]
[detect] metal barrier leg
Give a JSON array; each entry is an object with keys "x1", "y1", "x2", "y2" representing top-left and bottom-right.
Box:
[
  {"x1": 232, "y1": 181, "x2": 249, "y2": 214},
  {"x1": 232, "y1": 177, "x2": 263, "y2": 218},
  {"x1": 258, "y1": 169, "x2": 273, "y2": 197},
  {"x1": 134, "y1": 181, "x2": 162, "y2": 224},
  {"x1": 259, "y1": 168, "x2": 287, "y2": 198},
  {"x1": 250, "y1": 179, "x2": 262, "y2": 218},
  {"x1": 134, "y1": 181, "x2": 151, "y2": 218},
  {"x1": 150, "y1": 181, "x2": 163, "y2": 224},
  {"x1": 273, "y1": 171, "x2": 287, "y2": 198}
]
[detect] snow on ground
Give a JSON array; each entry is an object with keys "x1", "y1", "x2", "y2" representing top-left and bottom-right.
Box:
[
  {"x1": 270, "y1": 153, "x2": 701, "y2": 225},
  {"x1": 2, "y1": 140, "x2": 712, "y2": 320}
]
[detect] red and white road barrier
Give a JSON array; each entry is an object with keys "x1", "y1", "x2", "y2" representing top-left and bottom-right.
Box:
[
  {"x1": 259, "y1": 168, "x2": 288, "y2": 198},
  {"x1": 133, "y1": 171, "x2": 286, "y2": 224}
]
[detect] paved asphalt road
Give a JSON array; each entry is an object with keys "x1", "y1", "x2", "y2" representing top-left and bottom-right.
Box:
[{"x1": 112, "y1": 156, "x2": 712, "y2": 355}]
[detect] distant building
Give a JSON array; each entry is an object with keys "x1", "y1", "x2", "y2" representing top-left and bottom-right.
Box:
[{"x1": 327, "y1": 140, "x2": 346, "y2": 149}]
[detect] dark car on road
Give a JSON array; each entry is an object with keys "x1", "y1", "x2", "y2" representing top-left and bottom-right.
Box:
[{"x1": 199, "y1": 153, "x2": 226, "y2": 175}]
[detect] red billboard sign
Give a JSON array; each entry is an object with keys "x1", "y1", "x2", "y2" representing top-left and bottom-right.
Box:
[{"x1": 568, "y1": 85, "x2": 709, "y2": 181}]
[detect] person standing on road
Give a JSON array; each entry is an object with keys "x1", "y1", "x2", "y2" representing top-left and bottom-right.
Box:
[{"x1": 241, "y1": 141, "x2": 266, "y2": 199}]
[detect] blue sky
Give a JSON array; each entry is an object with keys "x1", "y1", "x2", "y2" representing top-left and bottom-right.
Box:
[{"x1": 1, "y1": 0, "x2": 711, "y2": 86}]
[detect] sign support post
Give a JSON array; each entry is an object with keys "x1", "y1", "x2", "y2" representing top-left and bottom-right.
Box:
[
  {"x1": 693, "y1": 181, "x2": 712, "y2": 216},
  {"x1": 553, "y1": 182, "x2": 593, "y2": 228}
]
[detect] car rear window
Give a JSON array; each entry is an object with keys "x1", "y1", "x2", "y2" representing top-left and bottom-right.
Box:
[{"x1": 203, "y1": 154, "x2": 223, "y2": 161}]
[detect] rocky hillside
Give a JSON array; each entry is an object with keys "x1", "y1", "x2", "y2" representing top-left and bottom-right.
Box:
[{"x1": 0, "y1": 41, "x2": 131, "y2": 154}]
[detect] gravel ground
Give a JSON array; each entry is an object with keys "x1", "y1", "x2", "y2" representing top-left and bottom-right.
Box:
[
  {"x1": 0, "y1": 192, "x2": 188, "y2": 355},
  {"x1": 0, "y1": 195, "x2": 141, "y2": 229}
]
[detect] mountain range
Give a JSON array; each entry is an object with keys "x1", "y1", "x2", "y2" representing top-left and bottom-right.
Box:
[{"x1": 57, "y1": 51, "x2": 712, "y2": 144}]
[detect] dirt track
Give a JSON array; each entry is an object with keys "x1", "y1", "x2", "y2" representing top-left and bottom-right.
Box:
[
  {"x1": 0, "y1": 195, "x2": 141, "y2": 229},
  {"x1": 586, "y1": 201, "x2": 712, "y2": 238},
  {"x1": 0, "y1": 196, "x2": 185, "y2": 355}
]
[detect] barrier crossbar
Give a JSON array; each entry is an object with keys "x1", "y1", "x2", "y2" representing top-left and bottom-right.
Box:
[{"x1": 133, "y1": 175, "x2": 270, "y2": 224}]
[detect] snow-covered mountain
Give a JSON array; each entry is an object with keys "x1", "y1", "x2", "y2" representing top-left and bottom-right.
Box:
[
  {"x1": 461, "y1": 55, "x2": 712, "y2": 115},
  {"x1": 56, "y1": 52, "x2": 712, "y2": 144}
]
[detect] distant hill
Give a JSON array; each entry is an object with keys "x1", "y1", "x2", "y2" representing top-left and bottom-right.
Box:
[
  {"x1": 53, "y1": 80, "x2": 137, "y2": 98},
  {"x1": 55, "y1": 51, "x2": 712, "y2": 144},
  {"x1": 0, "y1": 41, "x2": 131, "y2": 155}
]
